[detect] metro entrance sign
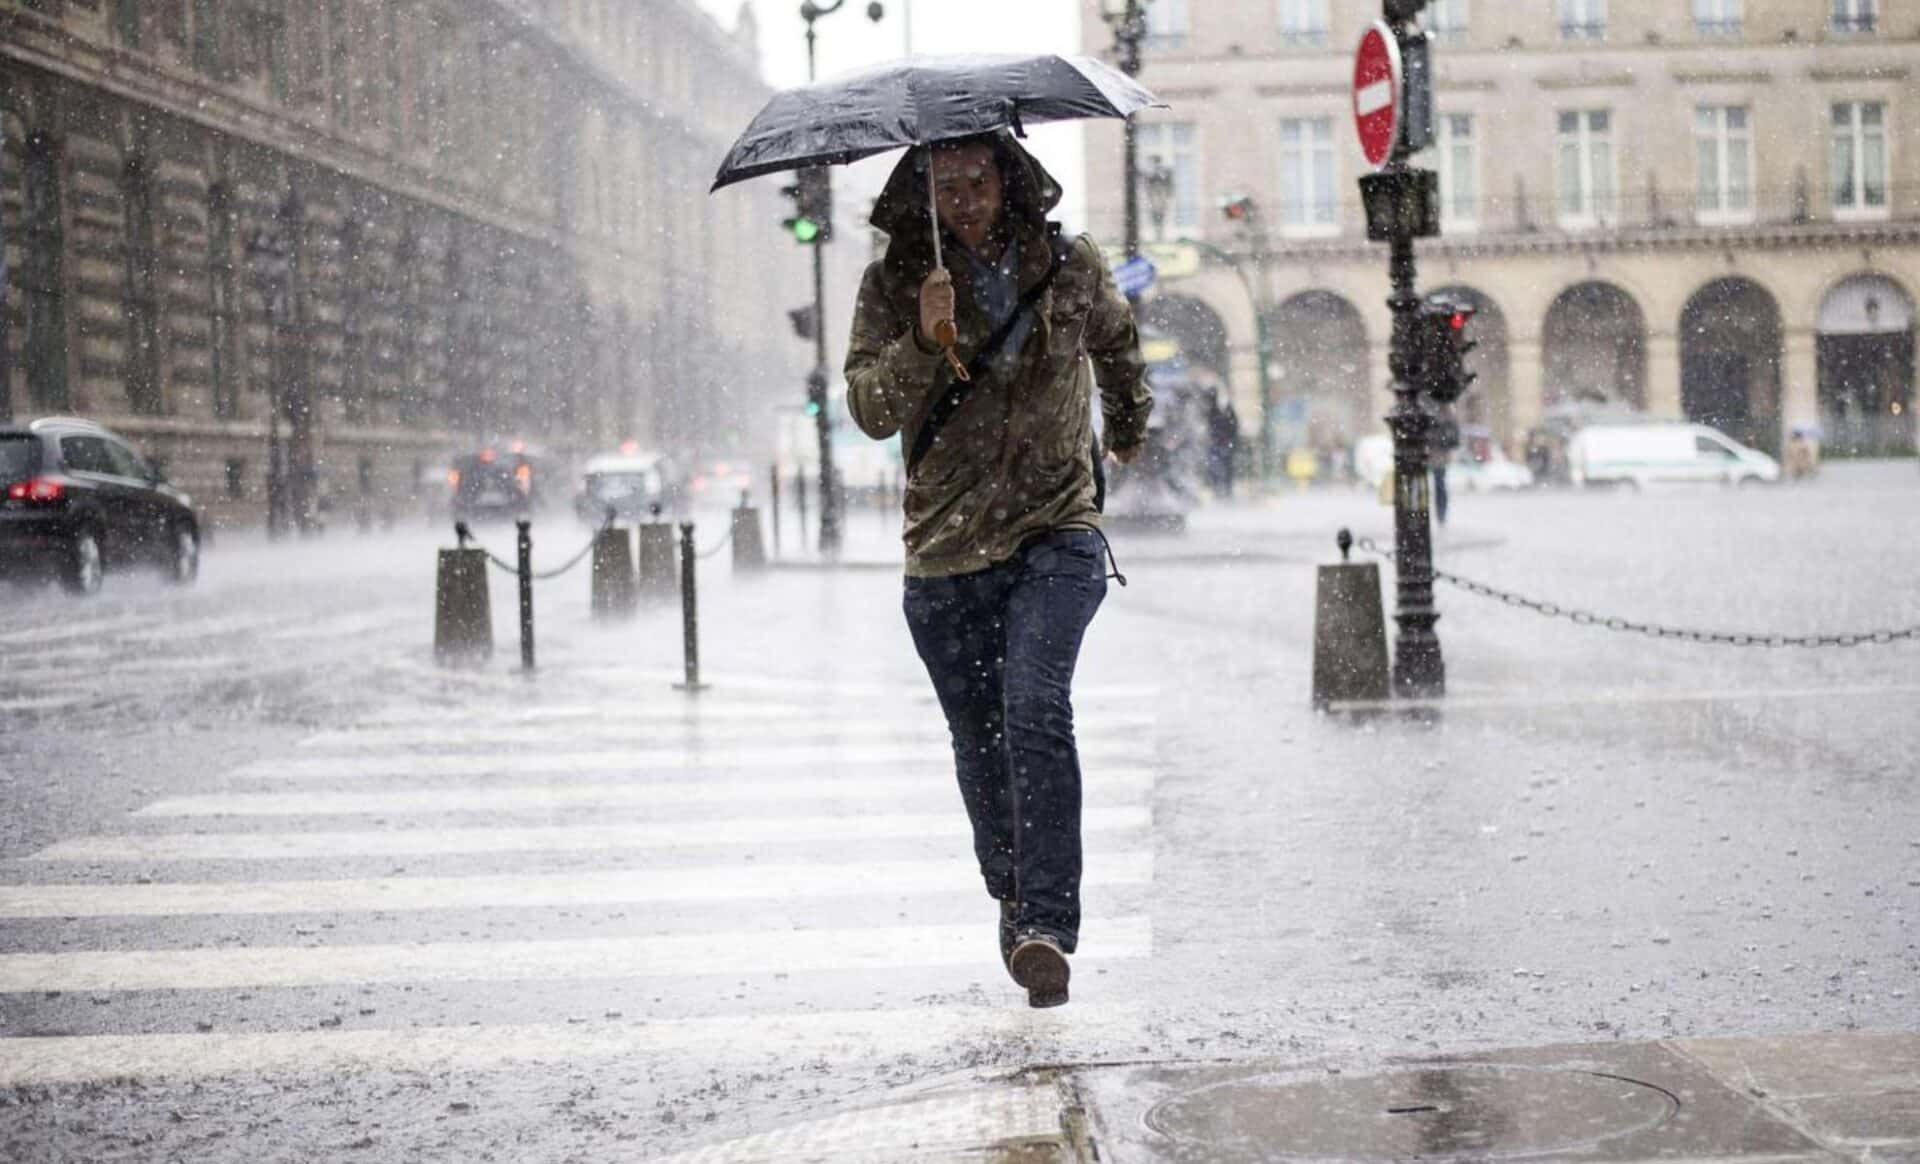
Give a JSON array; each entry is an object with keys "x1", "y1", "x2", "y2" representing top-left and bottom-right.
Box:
[{"x1": 1352, "y1": 22, "x2": 1402, "y2": 168}]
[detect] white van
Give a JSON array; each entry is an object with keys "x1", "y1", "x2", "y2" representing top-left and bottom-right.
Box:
[{"x1": 1568, "y1": 422, "x2": 1780, "y2": 489}]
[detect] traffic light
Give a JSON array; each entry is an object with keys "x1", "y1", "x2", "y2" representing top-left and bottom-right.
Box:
[
  {"x1": 1383, "y1": 0, "x2": 1427, "y2": 23},
  {"x1": 1219, "y1": 194, "x2": 1255, "y2": 223},
  {"x1": 781, "y1": 166, "x2": 833, "y2": 245},
  {"x1": 1414, "y1": 297, "x2": 1478, "y2": 403},
  {"x1": 786, "y1": 304, "x2": 818, "y2": 341}
]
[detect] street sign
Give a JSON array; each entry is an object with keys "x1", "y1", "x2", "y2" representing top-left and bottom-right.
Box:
[
  {"x1": 1113, "y1": 254, "x2": 1157, "y2": 298},
  {"x1": 1353, "y1": 22, "x2": 1403, "y2": 168},
  {"x1": 1143, "y1": 241, "x2": 1202, "y2": 281}
]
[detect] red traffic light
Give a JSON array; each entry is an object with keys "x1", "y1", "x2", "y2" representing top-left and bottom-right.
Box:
[{"x1": 1450, "y1": 311, "x2": 1468, "y2": 330}]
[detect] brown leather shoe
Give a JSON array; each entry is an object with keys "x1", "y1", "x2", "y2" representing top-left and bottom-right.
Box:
[{"x1": 1007, "y1": 932, "x2": 1070, "y2": 1008}]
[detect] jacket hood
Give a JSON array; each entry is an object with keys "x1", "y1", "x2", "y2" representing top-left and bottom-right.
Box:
[{"x1": 869, "y1": 132, "x2": 1063, "y2": 266}]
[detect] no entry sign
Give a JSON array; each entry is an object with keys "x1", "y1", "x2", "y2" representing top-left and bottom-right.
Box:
[{"x1": 1353, "y1": 22, "x2": 1403, "y2": 168}]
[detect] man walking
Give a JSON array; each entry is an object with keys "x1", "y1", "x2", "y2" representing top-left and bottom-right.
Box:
[{"x1": 845, "y1": 132, "x2": 1151, "y2": 1008}]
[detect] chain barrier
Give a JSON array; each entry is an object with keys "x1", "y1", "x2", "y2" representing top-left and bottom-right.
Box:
[
  {"x1": 461, "y1": 513, "x2": 614, "y2": 582},
  {"x1": 696, "y1": 524, "x2": 736, "y2": 561},
  {"x1": 1354, "y1": 537, "x2": 1920, "y2": 649}
]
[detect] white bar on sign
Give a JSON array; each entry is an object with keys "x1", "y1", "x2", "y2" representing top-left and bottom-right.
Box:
[
  {"x1": 0, "y1": 851, "x2": 1152, "y2": 917},
  {"x1": 136, "y1": 769, "x2": 1157, "y2": 818},
  {"x1": 1356, "y1": 78, "x2": 1393, "y2": 117},
  {"x1": 0, "y1": 916, "x2": 1153, "y2": 992},
  {"x1": 30, "y1": 805, "x2": 1152, "y2": 861}
]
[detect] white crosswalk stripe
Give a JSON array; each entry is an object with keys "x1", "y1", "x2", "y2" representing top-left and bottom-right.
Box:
[
  {"x1": 0, "y1": 695, "x2": 1161, "y2": 1088},
  {"x1": 134, "y1": 768, "x2": 1157, "y2": 818},
  {"x1": 0, "y1": 1002, "x2": 1154, "y2": 1089}
]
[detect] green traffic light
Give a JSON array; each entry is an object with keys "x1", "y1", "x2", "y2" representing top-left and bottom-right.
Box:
[{"x1": 788, "y1": 217, "x2": 821, "y2": 244}]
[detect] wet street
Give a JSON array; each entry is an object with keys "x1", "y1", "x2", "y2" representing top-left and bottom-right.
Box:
[{"x1": 1, "y1": 465, "x2": 1917, "y2": 1160}]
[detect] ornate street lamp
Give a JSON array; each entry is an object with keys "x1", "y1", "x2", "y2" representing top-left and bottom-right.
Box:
[{"x1": 1144, "y1": 154, "x2": 1174, "y2": 241}]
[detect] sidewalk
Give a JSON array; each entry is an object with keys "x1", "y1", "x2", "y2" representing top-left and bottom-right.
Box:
[{"x1": 666, "y1": 1031, "x2": 1920, "y2": 1162}]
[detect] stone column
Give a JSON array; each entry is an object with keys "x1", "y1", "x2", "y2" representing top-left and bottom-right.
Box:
[
  {"x1": 1507, "y1": 335, "x2": 1544, "y2": 450},
  {"x1": 1782, "y1": 327, "x2": 1819, "y2": 432},
  {"x1": 1645, "y1": 331, "x2": 1682, "y2": 419}
]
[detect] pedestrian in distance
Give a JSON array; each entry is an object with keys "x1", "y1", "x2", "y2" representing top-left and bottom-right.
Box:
[
  {"x1": 1430, "y1": 404, "x2": 1462, "y2": 527},
  {"x1": 845, "y1": 131, "x2": 1153, "y2": 1008}
]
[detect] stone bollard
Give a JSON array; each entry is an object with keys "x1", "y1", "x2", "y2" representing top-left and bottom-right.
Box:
[
  {"x1": 1312, "y1": 529, "x2": 1389, "y2": 708},
  {"x1": 590, "y1": 523, "x2": 637, "y2": 618},
  {"x1": 637, "y1": 521, "x2": 677, "y2": 600},
  {"x1": 434, "y1": 540, "x2": 492, "y2": 666},
  {"x1": 731, "y1": 492, "x2": 767, "y2": 574}
]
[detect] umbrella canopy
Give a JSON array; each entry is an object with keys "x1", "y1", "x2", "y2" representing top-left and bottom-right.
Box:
[{"x1": 710, "y1": 53, "x2": 1164, "y2": 191}]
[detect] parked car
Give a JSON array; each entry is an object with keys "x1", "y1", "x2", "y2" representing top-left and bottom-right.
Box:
[
  {"x1": 0, "y1": 417, "x2": 201, "y2": 595},
  {"x1": 448, "y1": 445, "x2": 542, "y2": 524},
  {"x1": 1568, "y1": 422, "x2": 1780, "y2": 489},
  {"x1": 574, "y1": 449, "x2": 680, "y2": 524},
  {"x1": 1449, "y1": 426, "x2": 1535, "y2": 492}
]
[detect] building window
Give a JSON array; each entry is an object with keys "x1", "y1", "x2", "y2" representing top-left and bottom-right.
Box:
[
  {"x1": 121, "y1": 158, "x2": 164, "y2": 416},
  {"x1": 113, "y1": 0, "x2": 142, "y2": 47},
  {"x1": 192, "y1": 0, "x2": 225, "y2": 77},
  {"x1": 1831, "y1": 0, "x2": 1876, "y2": 34},
  {"x1": 1695, "y1": 105, "x2": 1754, "y2": 223},
  {"x1": 1694, "y1": 0, "x2": 1741, "y2": 37},
  {"x1": 1278, "y1": 0, "x2": 1328, "y2": 48},
  {"x1": 207, "y1": 183, "x2": 239, "y2": 418},
  {"x1": 1830, "y1": 101, "x2": 1888, "y2": 217},
  {"x1": 1278, "y1": 116, "x2": 1338, "y2": 234},
  {"x1": 1558, "y1": 0, "x2": 1606, "y2": 40},
  {"x1": 1556, "y1": 109, "x2": 1615, "y2": 226},
  {"x1": 1145, "y1": 0, "x2": 1189, "y2": 50},
  {"x1": 1435, "y1": 113, "x2": 1478, "y2": 228},
  {"x1": 1136, "y1": 122, "x2": 1200, "y2": 236},
  {"x1": 21, "y1": 133, "x2": 69, "y2": 410},
  {"x1": 1426, "y1": 0, "x2": 1468, "y2": 44}
]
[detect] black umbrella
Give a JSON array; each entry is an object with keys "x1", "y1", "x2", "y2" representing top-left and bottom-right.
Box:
[
  {"x1": 709, "y1": 53, "x2": 1165, "y2": 192},
  {"x1": 710, "y1": 53, "x2": 1166, "y2": 376}
]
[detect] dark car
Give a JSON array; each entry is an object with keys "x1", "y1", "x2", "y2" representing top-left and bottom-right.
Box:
[
  {"x1": 449, "y1": 446, "x2": 540, "y2": 524},
  {"x1": 0, "y1": 417, "x2": 201, "y2": 596}
]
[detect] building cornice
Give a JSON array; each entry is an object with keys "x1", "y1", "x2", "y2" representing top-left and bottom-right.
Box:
[{"x1": 1233, "y1": 219, "x2": 1920, "y2": 267}]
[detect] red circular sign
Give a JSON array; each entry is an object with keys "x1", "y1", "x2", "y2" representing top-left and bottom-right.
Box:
[{"x1": 1353, "y1": 22, "x2": 1403, "y2": 168}]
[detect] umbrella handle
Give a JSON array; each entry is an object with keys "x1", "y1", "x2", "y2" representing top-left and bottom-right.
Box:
[{"x1": 924, "y1": 146, "x2": 968, "y2": 381}]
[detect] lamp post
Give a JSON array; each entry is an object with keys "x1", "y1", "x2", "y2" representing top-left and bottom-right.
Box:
[
  {"x1": 244, "y1": 193, "x2": 299, "y2": 539},
  {"x1": 1101, "y1": 0, "x2": 1151, "y2": 259},
  {"x1": 797, "y1": 0, "x2": 884, "y2": 557},
  {"x1": 1144, "y1": 155, "x2": 1174, "y2": 241},
  {"x1": 1216, "y1": 195, "x2": 1276, "y2": 479}
]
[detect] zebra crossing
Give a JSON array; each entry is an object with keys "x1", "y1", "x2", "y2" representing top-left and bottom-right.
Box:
[{"x1": 0, "y1": 676, "x2": 1161, "y2": 1091}]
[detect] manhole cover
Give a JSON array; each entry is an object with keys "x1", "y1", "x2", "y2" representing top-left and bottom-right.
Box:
[{"x1": 1145, "y1": 1065, "x2": 1678, "y2": 1161}]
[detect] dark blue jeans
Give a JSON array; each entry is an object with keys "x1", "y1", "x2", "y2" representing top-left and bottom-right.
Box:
[{"x1": 902, "y1": 529, "x2": 1108, "y2": 953}]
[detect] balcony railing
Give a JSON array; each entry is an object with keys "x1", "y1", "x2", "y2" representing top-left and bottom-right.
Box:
[
  {"x1": 1830, "y1": 12, "x2": 1878, "y2": 34},
  {"x1": 1279, "y1": 26, "x2": 1329, "y2": 49},
  {"x1": 1694, "y1": 19, "x2": 1742, "y2": 38},
  {"x1": 1559, "y1": 21, "x2": 1607, "y2": 40},
  {"x1": 1237, "y1": 182, "x2": 1910, "y2": 249}
]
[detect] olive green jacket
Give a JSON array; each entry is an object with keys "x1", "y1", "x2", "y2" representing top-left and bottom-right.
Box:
[{"x1": 845, "y1": 139, "x2": 1152, "y2": 578}]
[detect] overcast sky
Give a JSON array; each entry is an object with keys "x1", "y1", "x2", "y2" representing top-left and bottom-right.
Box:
[{"x1": 694, "y1": 0, "x2": 1091, "y2": 229}]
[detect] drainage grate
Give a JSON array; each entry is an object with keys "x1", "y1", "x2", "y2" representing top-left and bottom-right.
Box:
[{"x1": 1145, "y1": 1064, "x2": 1678, "y2": 1161}]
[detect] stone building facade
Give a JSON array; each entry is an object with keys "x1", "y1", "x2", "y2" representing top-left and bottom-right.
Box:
[
  {"x1": 1, "y1": 0, "x2": 808, "y2": 527},
  {"x1": 1084, "y1": 0, "x2": 1919, "y2": 466}
]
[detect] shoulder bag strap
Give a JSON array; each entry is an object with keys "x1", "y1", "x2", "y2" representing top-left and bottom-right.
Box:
[{"x1": 906, "y1": 238, "x2": 1073, "y2": 477}]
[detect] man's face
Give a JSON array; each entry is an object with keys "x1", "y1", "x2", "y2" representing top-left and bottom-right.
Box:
[{"x1": 931, "y1": 144, "x2": 1004, "y2": 253}]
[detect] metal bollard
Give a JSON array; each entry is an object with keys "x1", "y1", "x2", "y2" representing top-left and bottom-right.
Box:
[
  {"x1": 769, "y1": 465, "x2": 782, "y2": 558},
  {"x1": 517, "y1": 519, "x2": 535, "y2": 673},
  {"x1": 434, "y1": 525, "x2": 492, "y2": 666},
  {"x1": 794, "y1": 470, "x2": 808, "y2": 551},
  {"x1": 590, "y1": 521, "x2": 637, "y2": 618},
  {"x1": 732, "y1": 490, "x2": 767, "y2": 573},
  {"x1": 674, "y1": 522, "x2": 707, "y2": 691}
]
